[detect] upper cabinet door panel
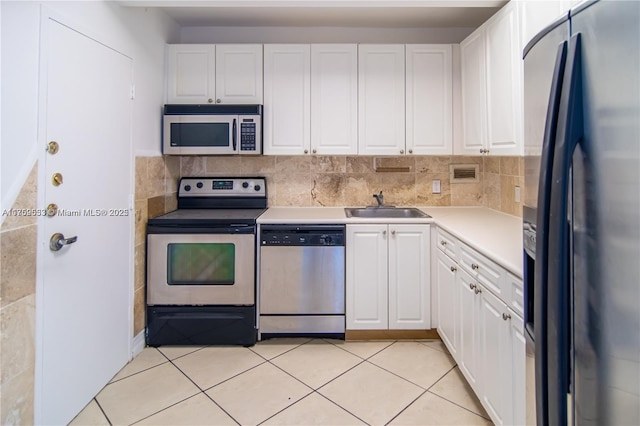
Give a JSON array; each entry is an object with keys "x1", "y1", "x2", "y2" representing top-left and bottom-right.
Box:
[
  {"x1": 311, "y1": 44, "x2": 358, "y2": 155},
  {"x1": 459, "y1": 31, "x2": 487, "y2": 155},
  {"x1": 167, "y1": 44, "x2": 216, "y2": 104},
  {"x1": 215, "y1": 44, "x2": 263, "y2": 104},
  {"x1": 485, "y1": 3, "x2": 522, "y2": 155},
  {"x1": 406, "y1": 44, "x2": 453, "y2": 155},
  {"x1": 263, "y1": 44, "x2": 311, "y2": 155},
  {"x1": 358, "y1": 45, "x2": 406, "y2": 156}
]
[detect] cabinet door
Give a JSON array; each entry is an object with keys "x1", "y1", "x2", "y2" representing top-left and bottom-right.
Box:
[
  {"x1": 406, "y1": 45, "x2": 453, "y2": 155},
  {"x1": 346, "y1": 225, "x2": 388, "y2": 330},
  {"x1": 458, "y1": 269, "x2": 480, "y2": 389},
  {"x1": 215, "y1": 44, "x2": 263, "y2": 104},
  {"x1": 311, "y1": 44, "x2": 358, "y2": 155},
  {"x1": 485, "y1": 3, "x2": 522, "y2": 155},
  {"x1": 166, "y1": 44, "x2": 215, "y2": 104},
  {"x1": 509, "y1": 309, "x2": 526, "y2": 426},
  {"x1": 388, "y1": 225, "x2": 430, "y2": 330},
  {"x1": 358, "y1": 45, "x2": 406, "y2": 155},
  {"x1": 458, "y1": 30, "x2": 487, "y2": 156},
  {"x1": 435, "y1": 250, "x2": 458, "y2": 357},
  {"x1": 479, "y1": 286, "x2": 510, "y2": 426},
  {"x1": 263, "y1": 45, "x2": 311, "y2": 155}
]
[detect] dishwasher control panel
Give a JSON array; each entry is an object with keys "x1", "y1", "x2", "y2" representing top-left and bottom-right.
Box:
[{"x1": 260, "y1": 225, "x2": 345, "y2": 246}]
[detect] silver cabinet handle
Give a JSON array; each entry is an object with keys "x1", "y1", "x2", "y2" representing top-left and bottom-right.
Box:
[
  {"x1": 440, "y1": 240, "x2": 447, "y2": 246},
  {"x1": 391, "y1": 230, "x2": 396, "y2": 235},
  {"x1": 304, "y1": 149, "x2": 309, "y2": 154},
  {"x1": 450, "y1": 266, "x2": 457, "y2": 272},
  {"x1": 312, "y1": 149, "x2": 317, "y2": 154},
  {"x1": 502, "y1": 313, "x2": 511, "y2": 321},
  {"x1": 50, "y1": 233, "x2": 78, "y2": 252},
  {"x1": 474, "y1": 287, "x2": 482, "y2": 295},
  {"x1": 383, "y1": 230, "x2": 387, "y2": 236},
  {"x1": 208, "y1": 98, "x2": 213, "y2": 103},
  {"x1": 408, "y1": 149, "x2": 413, "y2": 154},
  {"x1": 469, "y1": 283, "x2": 476, "y2": 290},
  {"x1": 400, "y1": 149, "x2": 404, "y2": 154},
  {"x1": 471, "y1": 263, "x2": 479, "y2": 270},
  {"x1": 216, "y1": 99, "x2": 221, "y2": 103}
]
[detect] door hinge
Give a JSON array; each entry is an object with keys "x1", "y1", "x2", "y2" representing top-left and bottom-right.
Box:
[{"x1": 130, "y1": 84, "x2": 135, "y2": 100}]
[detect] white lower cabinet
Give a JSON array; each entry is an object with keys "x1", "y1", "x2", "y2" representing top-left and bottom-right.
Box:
[
  {"x1": 435, "y1": 228, "x2": 525, "y2": 426},
  {"x1": 347, "y1": 224, "x2": 430, "y2": 330},
  {"x1": 435, "y1": 250, "x2": 458, "y2": 357}
]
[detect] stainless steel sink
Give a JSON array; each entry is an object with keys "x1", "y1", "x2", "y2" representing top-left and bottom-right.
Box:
[{"x1": 344, "y1": 207, "x2": 430, "y2": 218}]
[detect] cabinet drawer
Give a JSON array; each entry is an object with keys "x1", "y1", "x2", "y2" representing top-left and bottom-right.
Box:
[
  {"x1": 459, "y1": 243, "x2": 503, "y2": 297},
  {"x1": 504, "y1": 272, "x2": 524, "y2": 318},
  {"x1": 436, "y1": 228, "x2": 459, "y2": 260}
]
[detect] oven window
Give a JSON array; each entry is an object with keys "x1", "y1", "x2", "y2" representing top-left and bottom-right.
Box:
[
  {"x1": 167, "y1": 243, "x2": 235, "y2": 285},
  {"x1": 170, "y1": 122, "x2": 229, "y2": 147}
]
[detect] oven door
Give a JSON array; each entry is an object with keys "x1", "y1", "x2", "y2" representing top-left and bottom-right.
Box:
[
  {"x1": 147, "y1": 233, "x2": 254, "y2": 305},
  {"x1": 163, "y1": 114, "x2": 237, "y2": 155}
]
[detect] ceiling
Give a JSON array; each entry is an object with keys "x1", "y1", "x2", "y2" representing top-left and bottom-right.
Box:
[{"x1": 120, "y1": 1, "x2": 508, "y2": 28}]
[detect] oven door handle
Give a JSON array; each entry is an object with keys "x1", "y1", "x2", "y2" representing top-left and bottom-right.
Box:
[{"x1": 232, "y1": 118, "x2": 237, "y2": 151}]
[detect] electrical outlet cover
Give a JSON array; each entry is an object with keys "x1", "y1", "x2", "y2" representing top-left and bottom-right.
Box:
[{"x1": 432, "y1": 179, "x2": 441, "y2": 194}]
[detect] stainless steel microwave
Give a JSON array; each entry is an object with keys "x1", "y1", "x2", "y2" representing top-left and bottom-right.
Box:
[{"x1": 163, "y1": 104, "x2": 262, "y2": 155}]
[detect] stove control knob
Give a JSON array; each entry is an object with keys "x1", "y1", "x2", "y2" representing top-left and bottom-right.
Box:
[
  {"x1": 196, "y1": 182, "x2": 203, "y2": 189},
  {"x1": 242, "y1": 181, "x2": 249, "y2": 189},
  {"x1": 254, "y1": 185, "x2": 261, "y2": 191},
  {"x1": 184, "y1": 185, "x2": 192, "y2": 192}
]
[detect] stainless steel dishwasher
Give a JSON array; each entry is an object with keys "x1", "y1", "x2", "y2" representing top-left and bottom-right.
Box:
[{"x1": 259, "y1": 225, "x2": 345, "y2": 338}]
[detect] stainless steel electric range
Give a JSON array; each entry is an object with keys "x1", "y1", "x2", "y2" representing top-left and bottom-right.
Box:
[{"x1": 146, "y1": 177, "x2": 267, "y2": 346}]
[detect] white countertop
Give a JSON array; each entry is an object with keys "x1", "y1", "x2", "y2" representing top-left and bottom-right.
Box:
[
  {"x1": 420, "y1": 207, "x2": 523, "y2": 278},
  {"x1": 257, "y1": 206, "x2": 523, "y2": 278}
]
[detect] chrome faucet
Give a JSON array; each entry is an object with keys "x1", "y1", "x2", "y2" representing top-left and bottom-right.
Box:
[{"x1": 373, "y1": 191, "x2": 384, "y2": 206}]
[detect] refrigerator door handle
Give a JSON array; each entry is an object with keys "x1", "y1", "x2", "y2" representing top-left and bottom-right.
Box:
[
  {"x1": 546, "y1": 32, "x2": 584, "y2": 426},
  {"x1": 533, "y1": 39, "x2": 568, "y2": 426}
]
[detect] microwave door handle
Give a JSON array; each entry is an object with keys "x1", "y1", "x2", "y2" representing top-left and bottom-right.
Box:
[{"x1": 232, "y1": 118, "x2": 237, "y2": 151}]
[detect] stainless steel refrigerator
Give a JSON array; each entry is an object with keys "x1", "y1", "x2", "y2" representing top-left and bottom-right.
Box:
[{"x1": 523, "y1": 1, "x2": 640, "y2": 425}]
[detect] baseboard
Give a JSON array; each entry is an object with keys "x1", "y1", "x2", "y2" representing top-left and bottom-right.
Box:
[
  {"x1": 131, "y1": 330, "x2": 146, "y2": 358},
  {"x1": 345, "y1": 329, "x2": 441, "y2": 341}
]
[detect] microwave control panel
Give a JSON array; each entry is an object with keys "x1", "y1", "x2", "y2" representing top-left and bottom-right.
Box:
[{"x1": 239, "y1": 116, "x2": 261, "y2": 154}]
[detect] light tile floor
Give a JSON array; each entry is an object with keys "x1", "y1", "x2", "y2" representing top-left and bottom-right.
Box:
[{"x1": 70, "y1": 339, "x2": 492, "y2": 426}]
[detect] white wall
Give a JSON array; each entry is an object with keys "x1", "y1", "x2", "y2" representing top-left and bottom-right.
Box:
[
  {"x1": 180, "y1": 25, "x2": 474, "y2": 44},
  {"x1": 0, "y1": 1, "x2": 179, "y2": 219}
]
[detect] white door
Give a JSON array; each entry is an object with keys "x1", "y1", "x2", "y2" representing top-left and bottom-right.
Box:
[
  {"x1": 436, "y1": 250, "x2": 458, "y2": 356},
  {"x1": 485, "y1": 2, "x2": 522, "y2": 155},
  {"x1": 310, "y1": 44, "x2": 358, "y2": 155},
  {"x1": 215, "y1": 44, "x2": 263, "y2": 104},
  {"x1": 346, "y1": 225, "x2": 388, "y2": 330},
  {"x1": 459, "y1": 29, "x2": 487, "y2": 156},
  {"x1": 263, "y1": 44, "x2": 311, "y2": 155},
  {"x1": 405, "y1": 44, "x2": 453, "y2": 155},
  {"x1": 166, "y1": 44, "x2": 216, "y2": 104},
  {"x1": 388, "y1": 225, "x2": 430, "y2": 329},
  {"x1": 37, "y1": 18, "x2": 133, "y2": 425},
  {"x1": 358, "y1": 45, "x2": 406, "y2": 155}
]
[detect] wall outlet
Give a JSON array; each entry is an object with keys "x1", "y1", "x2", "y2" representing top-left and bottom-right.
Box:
[
  {"x1": 432, "y1": 179, "x2": 441, "y2": 194},
  {"x1": 515, "y1": 186, "x2": 521, "y2": 203}
]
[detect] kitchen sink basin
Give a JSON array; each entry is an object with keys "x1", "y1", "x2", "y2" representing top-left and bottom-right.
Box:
[{"x1": 344, "y1": 207, "x2": 430, "y2": 218}]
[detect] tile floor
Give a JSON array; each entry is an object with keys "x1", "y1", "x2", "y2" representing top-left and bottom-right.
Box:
[{"x1": 70, "y1": 339, "x2": 492, "y2": 426}]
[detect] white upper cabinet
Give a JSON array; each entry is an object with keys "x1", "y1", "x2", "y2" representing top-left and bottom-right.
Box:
[
  {"x1": 485, "y1": 2, "x2": 521, "y2": 156},
  {"x1": 459, "y1": 31, "x2": 487, "y2": 155},
  {"x1": 311, "y1": 44, "x2": 358, "y2": 155},
  {"x1": 215, "y1": 44, "x2": 263, "y2": 104},
  {"x1": 358, "y1": 45, "x2": 406, "y2": 155},
  {"x1": 406, "y1": 44, "x2": 453, "y2": 155},
  {"x1": 166, "y1": 44, "x2": 262, "y2": 105},
  {"x1": 166, "y1": 44, "x2": 216, "y2": 104},
  {"x1": 457, "y1": 2, "x2": 523, "y2": 156},
  {"x1": 263, "y1": 44, "x2": 311, "y2": 155}
]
